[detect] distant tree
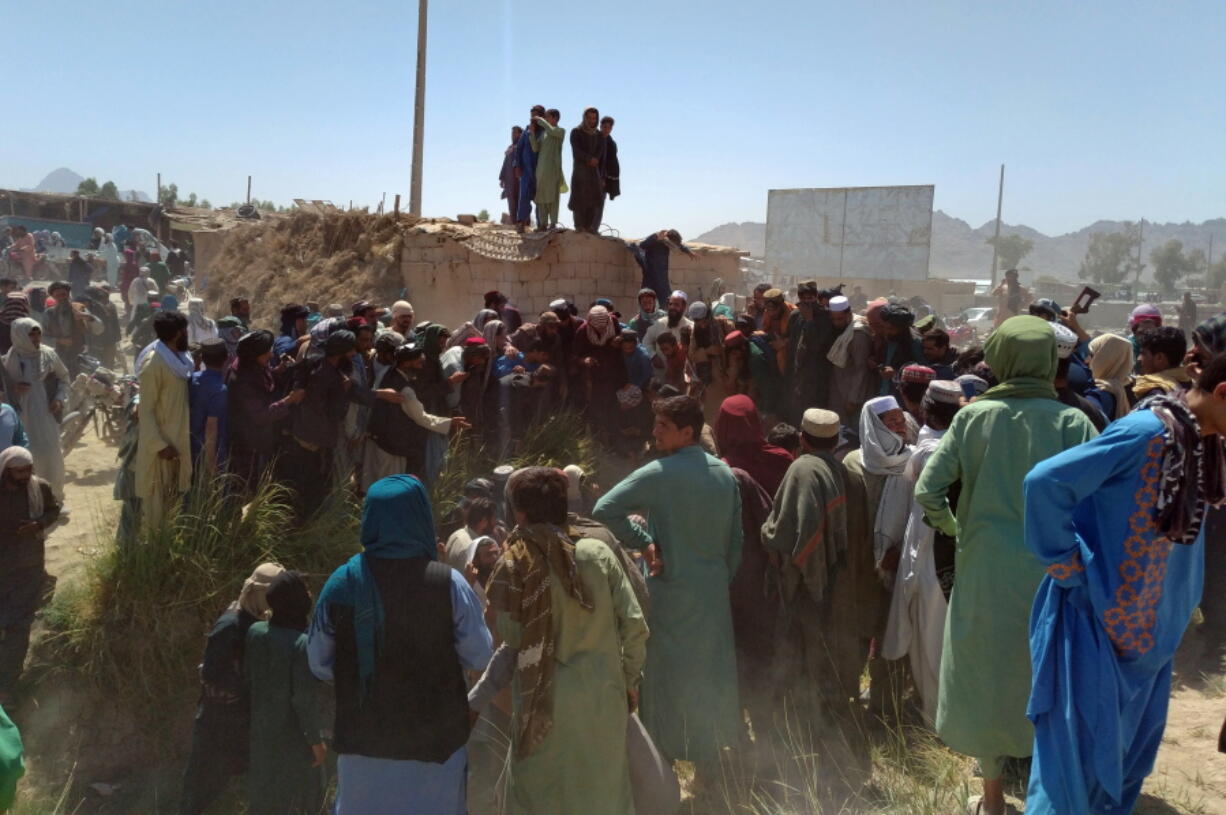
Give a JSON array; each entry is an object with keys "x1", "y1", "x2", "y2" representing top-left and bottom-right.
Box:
[
  {"x1": 99, "y1": 181, "x2": 120, "y2": 200},
  {"x1": 1078, "y1": 224, "x2": 1142, "y2": 285},
  {"x1": 1150, "y1": 239, "x2": 1195, "y2": 295},
  {"x1": 1210, "y1": 255, "x2": 1226, "y2": 290},
  {"x1": 477, "y1": 209, "x2": 490, "y2": 222},
  {"x1": 986, "y1": 233, "x2": 1033, "y2": 270},
  {"x1": 200, "y1": 199, "x2": 212, "y2": 210},
  {"x1": 1187, "y1": 248, "x2": 1208, "y2": 281},
  {"x1": 183, "y1": 192, "x2": 198, "y2": 208},
  {"x1": 159, "y1": 183, "x2": 179, "y2": 207},
  {"x1": 127, "y1": 190, "x2": 141, "y2": 202},
  {"x1": 75, "y1": 178, "x2": 100, "y2": 196}
]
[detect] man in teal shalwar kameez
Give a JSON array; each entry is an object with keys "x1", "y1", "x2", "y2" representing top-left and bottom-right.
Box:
[
  {"x1": 594, "y1": 395, "x2": 743, "y2": 769},
  {"x1": 914, "y1": 316, "x2": 1096, "y2": 815}
]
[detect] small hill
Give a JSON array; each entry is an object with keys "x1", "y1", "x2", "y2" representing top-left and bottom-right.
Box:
[
  {"x1": 22, "y1": 166, "x2": 152, "y2": 202},
  {"x1": 29, "y1": 167, "x2": 85, "y2": 194}
]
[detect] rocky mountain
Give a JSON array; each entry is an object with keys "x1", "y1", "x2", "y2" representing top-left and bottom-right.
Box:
[
  {"x1": 697, "y1": 212, "x2": 1226, "y2": 283},
  {"x1": 23, "y1": 167, "x2": 152, "y2": 203}
]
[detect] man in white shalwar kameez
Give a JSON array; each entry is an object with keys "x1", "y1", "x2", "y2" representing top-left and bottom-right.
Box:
[{"x1": 882, "y1": 380, "x2": 964, "y2": 724}]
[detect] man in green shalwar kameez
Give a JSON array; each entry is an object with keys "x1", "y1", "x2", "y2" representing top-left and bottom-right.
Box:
[
  {"x1": 532, "y1": 110, "x2": 568, "y2": 230},
  {"x1": 594, "y1": 395, "x2": 743, "y2": 771},
  {"x1": 914, "y1": 316, "x2": 1096, "y2": 815}
]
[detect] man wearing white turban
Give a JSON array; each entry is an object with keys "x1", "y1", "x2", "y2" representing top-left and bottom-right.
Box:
[
  {"x1": 1, "y1": 318, "x2": 69, "y2": 500},
  {"x1": 0, "y1": 446, "x2": 60, "y2": 704}
]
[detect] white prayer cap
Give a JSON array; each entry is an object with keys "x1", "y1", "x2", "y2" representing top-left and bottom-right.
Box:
[
  {"x1": 549, "y1": 298, "x2": 569, "y2": 311},
  {"x1": 669, "y1": 290, "x2": 688, "y2": 302},
  {"x1": 391, "y1": 300, "x2": 414, "y2": 317},
  {"x1": 866, "y1": 395, "x2": 900, "y2": 416},
  {"x1": 828, "y1": 296, "x2": 850, "y2": 312},
  {"x1": 562, "y1": 464, "x2": 585, "y2": 500},
  {"x1": 1051, "y1": 323, "x2": 1078, "y2": 360},
  {"x1": 801, "y1": 408, "x2": 840, "y2": 439}
]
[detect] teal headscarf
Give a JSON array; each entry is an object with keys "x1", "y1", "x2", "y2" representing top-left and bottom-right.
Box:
[
  {"x1": 980, "y1": 315, "x2": 1059, "y2": 401},
  {"x1": 315, "y1": 475, "x2": 437, "y2": 694}
]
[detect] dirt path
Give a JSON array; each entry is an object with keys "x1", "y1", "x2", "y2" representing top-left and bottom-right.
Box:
[{"x1": 45, "y1": 425, "x2": 122, "y2": 591}]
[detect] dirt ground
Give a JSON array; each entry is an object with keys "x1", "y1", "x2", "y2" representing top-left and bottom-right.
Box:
[
  {"x1": 46, "y1": 418, "x2": 122, "y2": 591},
  {"x1": 29, "y1": 430, "x2": 1226, "y2": 813}
]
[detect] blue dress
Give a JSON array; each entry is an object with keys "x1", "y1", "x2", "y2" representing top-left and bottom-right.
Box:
[{"x1": 1022, "y1": 410, "x2": 1204, "y2": 814}]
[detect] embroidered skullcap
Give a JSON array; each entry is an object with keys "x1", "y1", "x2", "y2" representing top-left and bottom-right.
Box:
[
  {"x1": 925, "y1": 380, "x2": 964, "y2": 405},
  {"x1": 1051, "y1": 322, "x2": 1079, "y2": 359},
  {"x1": 955, "y1": 374, "x2": 990, "y2": 396},
  {"x1": 687, "y1": 301, "x2": 709, "y2": 320},
  {"x1": 828, "y1": 296, "x2": 850, "y2": 312},
  {"x1": 900, "y1": 364, "x2": 937, "y2": 384},
  {"x1": 669, "y1": 290, "x2": 688, "y2": 303},
  {"x1": 801, "y1": 408, "x2": 840, "y2": 438}
]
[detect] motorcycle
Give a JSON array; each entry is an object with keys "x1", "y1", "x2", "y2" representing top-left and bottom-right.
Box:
[{"x1": 60, "y1": 355, "x2": 136, "y2": 455}]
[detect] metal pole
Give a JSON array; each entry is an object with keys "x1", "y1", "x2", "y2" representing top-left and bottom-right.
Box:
[
  {"x1": 409, "y1": 0, "x2": 428, "y2": 216},
  {"x1": 247, "y1": 176, "x2": 252, "y2": 205},
  {"x1": 157, "y1": 172, "x2": 162, "y2": 206},
  {"x1": 1132, "y1": 219, "x2": 1145, "y2": 303},
  {"x1": 988, "y1": 164, "x2": 1004, "y2": 286}
]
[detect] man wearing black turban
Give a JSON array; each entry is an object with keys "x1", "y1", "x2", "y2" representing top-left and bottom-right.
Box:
[
  {"x1": 227, "y1": 330, "x2": 301, "y2": 495},
  {"x1": 276, "y1": 328, "x2": 357, "y2": 519},
  {"x1": 876, "y1": 304, "x2": 923, "y2": 398}
]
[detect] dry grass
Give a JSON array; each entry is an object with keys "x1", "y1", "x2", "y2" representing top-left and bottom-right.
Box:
[{"x1": 202, "y1": 211, "x2": 415, "y2": 329}]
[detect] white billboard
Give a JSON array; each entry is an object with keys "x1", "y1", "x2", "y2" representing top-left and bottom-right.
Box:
[{"x1": 765, "y1": 185, "x2": 934, "y2": 281}]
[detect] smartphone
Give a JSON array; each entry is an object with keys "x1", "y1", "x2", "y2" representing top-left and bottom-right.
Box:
[{"x1": 1072, "y1": 286, "x2": 1100, "y2": 314}]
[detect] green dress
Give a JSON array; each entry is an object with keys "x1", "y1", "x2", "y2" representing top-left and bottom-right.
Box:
[
  {"x1": 532, "y1": 118, "x2": 568, "y2": 207},
  {"x1": 914, "y1": 396, "x2": 1095, "y2": 769},
  {"x1": 0, "y1": 704, "x2": 23, "y2": 812},
  {"x1": 593, "y1": 444, "x2": 743, "y2": 765},
  {"x1": 244, "y1": 622, "x2": 321, "y2": 815},
  {"x1": 498, "y1": 538, "x2": 649, "y2": 815}
]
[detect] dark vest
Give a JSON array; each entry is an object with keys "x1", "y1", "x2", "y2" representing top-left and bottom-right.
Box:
[
  {"x1": 329, "y1": 558, "x2": 470, "y2": 762},
  {"x1": 367, "y1": 367, "x2": 428, "y2": 474}
]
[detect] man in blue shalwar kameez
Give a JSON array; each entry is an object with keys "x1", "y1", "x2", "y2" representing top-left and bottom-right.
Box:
[
  {"x1": 1022, "y1": 351, "x2": 1226, "y2": 815},
  {"x1": 513, "y1": 106, "x2": 544, "y2": 232}
]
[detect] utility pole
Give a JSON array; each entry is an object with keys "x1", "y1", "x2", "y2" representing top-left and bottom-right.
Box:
[
  {"x1": 156, "y1": 172, "x2": 162, "y2": 206},
  {"x1": 409, "y1": 0, "x2": 428, "y2": 216},
  {"x1": 988, "y1": 164, "x2": 1005, "y2": 287},
  {"x1": 1131, "y1": 219, "x2": 1145, "y2": 304},
  {"x1": 246, "y1": 176, "x2": 252, "y2": 205}
]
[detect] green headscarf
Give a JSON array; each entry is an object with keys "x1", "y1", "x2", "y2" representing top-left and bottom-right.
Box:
[
  {"x1": 421, "y1": 323, "x2": 447, "y2": 361},
  {"x1": 979, "y1": 315, "x2": 1058, "y2": 401}
]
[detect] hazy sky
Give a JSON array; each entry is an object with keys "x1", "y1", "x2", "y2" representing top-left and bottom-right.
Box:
[{"x1": 7, "y1": 0, "x2": 1224, "y2": 239}]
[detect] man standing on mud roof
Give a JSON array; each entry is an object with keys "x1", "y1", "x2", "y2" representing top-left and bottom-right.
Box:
[
  {"x1": 500, "y1": 125, "x2": 523, "y2": 224},
  {"x1": 592, "y1": 115, "x2": 619, "y2": 232},
  {"x1": 532, "y1": 108, "x2": 567, "y2": 231},
  {"x1": 568, "y1": 107, "x2": 606, "y2": 233},
  {"x1": 513, "y1": 105, "x2": 545, "y2": 233}
]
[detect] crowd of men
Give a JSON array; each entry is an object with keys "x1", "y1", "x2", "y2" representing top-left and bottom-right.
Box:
[
  {"x1": 500, "y1": 105, "x2": 620, "y2": 234},
  {"x1": 1, "y1": 251, "x2": 1225, "y2": 815}
]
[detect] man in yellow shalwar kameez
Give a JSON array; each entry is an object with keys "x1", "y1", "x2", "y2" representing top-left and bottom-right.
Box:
[{"x1": 134, "y1": 311, "x2": 194, "y2": 531}]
